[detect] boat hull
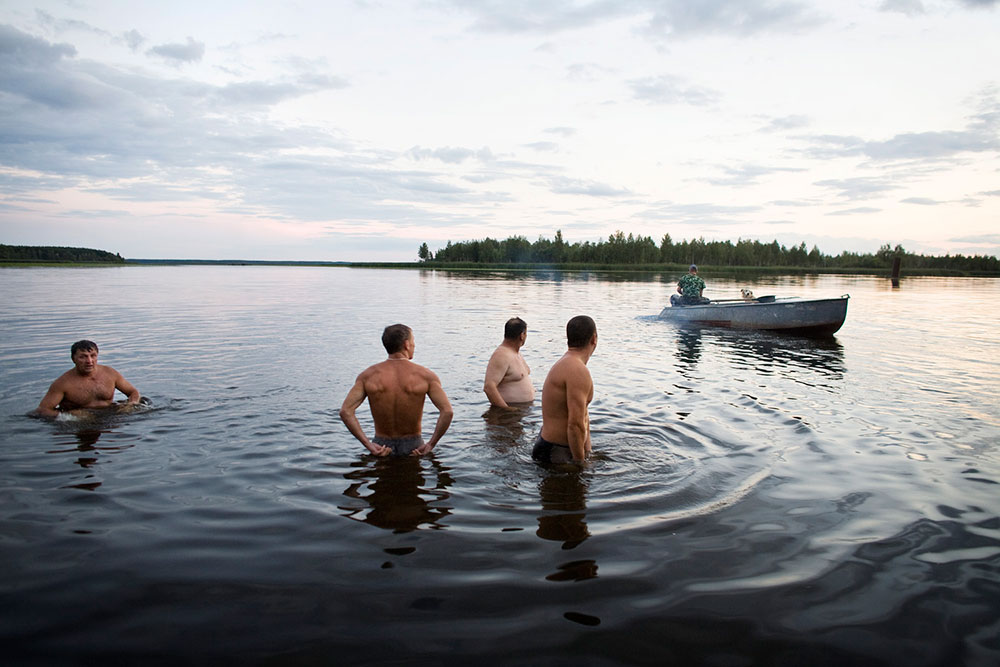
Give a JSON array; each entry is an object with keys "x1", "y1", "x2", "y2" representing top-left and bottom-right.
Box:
[{"x1": 658, "y1": 296, "x2": 849, "y2": 336}]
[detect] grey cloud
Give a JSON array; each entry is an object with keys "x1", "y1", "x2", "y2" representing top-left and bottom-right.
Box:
[
  {"x1": 826, "y1": 207, "x2": 881, "y2": 216},
  {"x1": 637, "y1": 201, "x2": 760, "y2": 224},
  {"x1": 0, "y1": 23, "x2": 485, "y2": 227},
  {"x1": 878, "y1": 0, "x2": 926, "y2": 15},
  {"x1": 34, "y1": 9, "x2": 110, "y2": 37},
  {"x1": 760, "y1": 114, "x2": 810, "y2": 133},
  {"x1": 457, "y1": 0, "x2": 630, "y2": 34},
  {"x1": 950, "y1": 233, "x2": 1000, "y2": 243},
  {"x1": 769, "y1": 199, "x2": 813, "y2": 207},
  {"x1": 705, "y1": 163, "x2": 803, "y2": 187},
  {"x1": 981, "y1": 190, "x2": 1000, "y2": 196},
  {"x1": 548, "y1": 176, "x2": 630, "y2": 197},
  {"x1": 545, "y1": 126, "x2": 576, "y2": 137},
  {"x1": 799, "y1": 95, "x2": 1000, "y2": 161},
  {"x1": 408, "y1": 146, "x2": 495, "y2": 163},
  {"x1": 901, "y1": 197, "x2": 940, "y2": 205},
  {"x1": 147, "y1": 37, "x2": 205, "y2": 64},
  {"x1": 0, "y1": 24, "x2": 76, "y2": 65},
  {"x1": 958, "y1": 0, "x2": 998, "y2": 7},
  {"x1": 524, "y1": 141, "x2": 559, "y2": 151},
  {"x1": 453, "y1": 1, "x2": 824, "y2": 39},
  {"x1": 215, "y1": 77, "x2": 346, "y2": 107},
  {"x1": 640, "y1": 0, "x2": 824, "y2": 38},
  {"x1": 122, "y1": 29, "x2": 145, "y2": 52},
  {"x1": 814, "y1": 177, "x2": 899, "y2": 200},
  {"x1": 629, "y1": 74, "x2": 720, "y2": 107}
]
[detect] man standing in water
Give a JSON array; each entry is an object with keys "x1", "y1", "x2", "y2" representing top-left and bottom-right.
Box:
[
  {"x1": 532, "y1": 315, "x2": 597, "y2": 464},
  {"x1": 340, "y1": 324, "x2": 454, "y2": 457},
  {"x1": 34, "y1": 340, "x2": 141, "y2": 418},
  {"x1": 483, "y1": 317, "x2": 535, "y2": 409}
]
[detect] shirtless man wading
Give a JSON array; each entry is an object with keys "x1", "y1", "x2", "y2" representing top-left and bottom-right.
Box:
[
  {"x1": 339, "y1": 324, "x2": 454, "y2": 457},
  {"x1": 533, "y1": 315, "x2": 597, "y2": 464},
  {"x1": 483, "y1": 317, "x2": 535, "y2": 409},
  {"x1": 34, "y1": 340, "x2": 141, "y2": 418}
]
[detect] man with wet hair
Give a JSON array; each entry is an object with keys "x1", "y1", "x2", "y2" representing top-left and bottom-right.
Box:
[
  {"x1": 533, "y1": 315, "x2": 597, "y2": 463},
  {"x1": 340, "y1": 324, "x2": 454, "y2": 457},
  {"x1": 483, "y1": 316, "x2": 535, "y2": 409},
  {"x1": 34, "y1": 340, "x2": 141, "y2": 418}
]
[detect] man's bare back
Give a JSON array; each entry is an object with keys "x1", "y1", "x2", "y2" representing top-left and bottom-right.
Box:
[
  {"x1": 35, "y1": 342, "x2": 140, "y2": 419},
  {"x1": 536, "y1": 316, "x2": 597, "y2": 463},
  {"x1": 340, "y1": 325, "x2": 453, "y2": 457}
]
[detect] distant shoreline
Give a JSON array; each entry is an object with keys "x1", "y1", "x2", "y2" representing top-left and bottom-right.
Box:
[{"x1": 2, "y1": 258, "x2": 998, "y2": 277}]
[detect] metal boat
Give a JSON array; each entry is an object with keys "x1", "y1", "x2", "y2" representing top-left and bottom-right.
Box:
[{"x1": 658, "y1": 295, "x2": 849, "y2": 336}]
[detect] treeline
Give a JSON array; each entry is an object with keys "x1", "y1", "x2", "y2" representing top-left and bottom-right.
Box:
[
  {"x1": 419, "y1": 231, "x2": 1000, "y2": 272},
  {"x1": 0, "y1": 244, "x2": 126, "y2": 263}
]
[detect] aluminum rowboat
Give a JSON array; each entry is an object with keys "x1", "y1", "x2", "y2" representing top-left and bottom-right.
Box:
[{"x1": 658, "y1": 295, "x2": 849, "y2": 336}]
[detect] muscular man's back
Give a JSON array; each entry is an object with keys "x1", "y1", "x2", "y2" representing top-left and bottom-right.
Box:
[{"x1": 364, "y1": 361, "x2": 430, "y2": 437}]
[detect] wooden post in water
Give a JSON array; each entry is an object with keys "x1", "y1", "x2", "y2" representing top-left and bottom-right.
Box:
[{"x1": 891, "y1": 256, "x2": 901, "y2": 287}]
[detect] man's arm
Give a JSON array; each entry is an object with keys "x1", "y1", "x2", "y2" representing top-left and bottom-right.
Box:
[
  {"x1": 482, "y1": 351, "x2": 511, "y2": 408},
  {"x1": 113, "y1": 370, "x2": 141, "y2": 404},
  {"x1": 565, "y1": 366, "x2": 592, "y2": 462},
  {"x1": 34, "y1": 381, "x2": 65, "y2": 419},
  {"x1": 414, "y1": 375, "x2": 453, "y2": 455},
  {"x1": 339, "y1": 378, "x2": 390, "y2": 456}
]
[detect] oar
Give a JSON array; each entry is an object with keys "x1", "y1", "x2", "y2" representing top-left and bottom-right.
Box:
[{"x1": 708, "y1": 295, "x2": 777, "y2": 303}]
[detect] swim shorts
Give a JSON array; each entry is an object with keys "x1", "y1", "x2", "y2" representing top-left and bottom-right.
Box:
[
  {"x1": 373, "y1": 435, "x2": 425, "y2": 456},
  {"x1": 531, "y1": 435, "x2": 574, "y2": 463}
]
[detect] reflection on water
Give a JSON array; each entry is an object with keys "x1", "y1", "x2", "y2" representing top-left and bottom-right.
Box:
[
  {"x1": 536, "y1": 470, "x2": 591, "y2": 550},
  {"x1": 339, "y1": 456, "x2": 454, "y2": 533},
  {"x1": 1, "y1": 268, "x2": 998, "y2": 664}
]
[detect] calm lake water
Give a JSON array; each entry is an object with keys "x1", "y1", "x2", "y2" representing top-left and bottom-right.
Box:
[{"x1": 1, "y1": 266, "x2": 999, "y2": 665}]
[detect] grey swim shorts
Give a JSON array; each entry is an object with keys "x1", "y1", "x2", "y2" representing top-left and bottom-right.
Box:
[{"x1": 373, "y1": 435, "x2": 425, "y2": 456}]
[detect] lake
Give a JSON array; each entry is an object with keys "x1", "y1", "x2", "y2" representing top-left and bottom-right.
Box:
[{"x1": 1, "y1": 266, "x2": 998, "y2": 665}]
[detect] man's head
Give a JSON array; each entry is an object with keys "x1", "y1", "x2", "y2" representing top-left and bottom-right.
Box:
[
  {"x1": 382, "y1": 324, "x2": 413, "y2": 355},
  {"x1": 689, "y1": 264, "x2": 698, "y2": 273},
  {"x1": 566, "y1": 315, "x2": 597, "y2": 349},
  {"x1": 71, "y1": 340, "x2": 98, "y2": 358},
  {"x1": 504, "y1": 317, "x2": 527, "y2": 341},
  {"x1": 70, "y1": 340, "x2": 99, "y2": 373}
]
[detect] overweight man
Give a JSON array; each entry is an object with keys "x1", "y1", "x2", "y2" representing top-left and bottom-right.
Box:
[
  {"x1": 532, "y1": 315, "x2": 597, "y2": 464},
  {"x1": 340, "y1": 324, "x2": 454, "y2": 457},
  {"x1": 34, "y1": 340, "x2": 141, "y2": 418},
  {"x1": 483, "y1": 317, "x2": 535, "y2": 409}
]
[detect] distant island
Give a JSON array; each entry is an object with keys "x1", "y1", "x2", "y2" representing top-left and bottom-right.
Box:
[
  {"x1": 417, "y1": 231, "x2": 1000, "y2": 275},
  {"x1": 1, "y1": 244, "x2": 125, "y2": 264}
]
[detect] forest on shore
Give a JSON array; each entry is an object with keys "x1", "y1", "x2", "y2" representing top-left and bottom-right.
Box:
[
  {"x1": 1, "y1": 244, "x2": 125, "y2": 264},
  {"x1": 418, "y1": 231, "x2": 1000, "y2": 273}
]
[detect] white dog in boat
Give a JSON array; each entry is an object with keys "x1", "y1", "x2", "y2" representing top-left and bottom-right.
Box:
[{"x1": 741, "y1": 288, "x2": 755, "y2": 301}]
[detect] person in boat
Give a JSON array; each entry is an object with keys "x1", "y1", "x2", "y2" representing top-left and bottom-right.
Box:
[
  {"x1": 671, "y1": 264, "x2": 710, "y2": 306},
  {"x1": 340, "y1": 324, "x2": 454, "y2": 457},
  {"x1": 532, "y1": 315, "x2": 597, "y2": 464},
  {"x1": 33, "y1": 340, "x2": 141, "y2": 418},
  {"x1": 483, "y1": 317, "x2": 535, "y2": 409}
]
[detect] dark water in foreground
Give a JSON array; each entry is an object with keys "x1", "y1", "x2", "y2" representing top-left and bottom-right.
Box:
[{"x1": 1, "y1": 267, "x2": 998, "y2": 665}]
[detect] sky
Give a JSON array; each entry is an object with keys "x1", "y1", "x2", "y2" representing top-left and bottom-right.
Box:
[{"x1": 1, "y1": 0, "x2": 998, "y2": 262}]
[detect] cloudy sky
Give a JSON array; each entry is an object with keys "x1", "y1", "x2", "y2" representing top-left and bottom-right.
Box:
[{"x1": 1, "y1": 0, "x2": 998, "y2": 261}]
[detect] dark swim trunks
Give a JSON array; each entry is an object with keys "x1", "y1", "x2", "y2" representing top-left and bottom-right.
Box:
[
  {"x1": 531, "y1": 435, "x2": 574, "y2": 463},
  {"x1": 373, "y1": 435, "x2": 425, "y2": 456}
]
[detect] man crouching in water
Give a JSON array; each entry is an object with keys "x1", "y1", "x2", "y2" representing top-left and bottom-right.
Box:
[
  {"x1": 340, "y1": 324, "x2": 454, "y2": 457},
  {"x1": 34, "y1": 340, "x2": 141, "y2": 418},
  {"x1": 533, "y1": 315, "x2": 597, "y2": 464}
]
